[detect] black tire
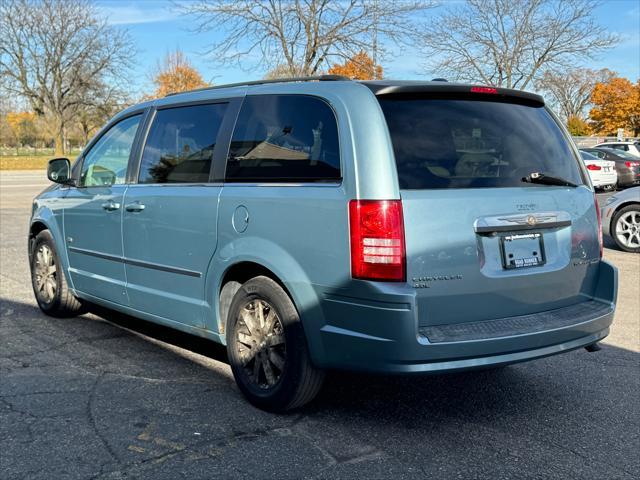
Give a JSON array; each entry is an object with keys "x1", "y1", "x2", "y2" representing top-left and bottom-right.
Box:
[
  {"x1": 226, "y1": 276, "x2": 324, "y2": 412},
  {"x1": 611, "y1": 205, "x2": 640, "y2": 253},
  {"x1": 30, "y1": 230, "x2": 85, "y2": 317}
]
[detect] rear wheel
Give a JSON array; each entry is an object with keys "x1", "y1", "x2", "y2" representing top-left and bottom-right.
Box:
[
  {"x1": 30, "y1": 230, "x2": 85, "y2": 317},
  {"x1": 226, "y1": 276, "x2": 324, "y2": 412},
  {"x1": 611, "y1": 205, "x2": 640, "y2": 253}
]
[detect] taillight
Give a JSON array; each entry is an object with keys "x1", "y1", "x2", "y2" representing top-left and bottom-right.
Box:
[
  {"x1": 586, "y1": 164, "x2": 602, "y2": 171},
  {"x1": 470, "y1": 86, "x2": 497, "y2": 94},
  {"x1": 624, "y1": 161, "x2": 640, "y2": 167},
  {"x1": 349, "y1": 200, "x2": 406, "y2": 281},
  {"x1": 594, "y1": 194, "x2": 603, "y2": 258}
]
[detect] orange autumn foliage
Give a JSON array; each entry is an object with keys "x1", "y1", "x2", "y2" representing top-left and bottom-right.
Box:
[
  {"x1": 328, "y1": 51, "x2": 383, "y2": 80},
  {"x1": 150, "y1": 50, "x2": 208, "y2": 98},
  {"x1": 589, "y1": 77, "x2": 640, "y2": 136}
]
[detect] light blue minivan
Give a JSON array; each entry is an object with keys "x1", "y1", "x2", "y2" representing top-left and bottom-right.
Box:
[{"x1": 30, "y1": 77, "x2": 617, "y2": 411}]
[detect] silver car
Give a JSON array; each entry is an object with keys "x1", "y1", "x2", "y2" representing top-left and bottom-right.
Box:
[{"x1": 601, "y1": 186, "x2": 640, "y2": 252}]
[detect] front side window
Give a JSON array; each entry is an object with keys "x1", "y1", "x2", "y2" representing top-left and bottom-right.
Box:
[
  {"x1": 226, "y1": 95, "x2": 340, "y2": 182},
  {"x1": 80, "y1": 115, "x2": 141, "y2": 187},
  {"x1": 378, "y1": 96, "x2": 584, "y2": 189},
  {"x1": 139, "y1": 103, "x2": 227, "y2": 184}
]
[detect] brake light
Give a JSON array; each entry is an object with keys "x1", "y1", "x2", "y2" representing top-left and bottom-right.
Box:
[
  {"x1": 594, "y1": 194, "x2": 603, "y2": 258},
  {"x1": 470, "y1": 86, "x2": 498, "y2": 94},
  {"x1": 349, "y1": 200, "x2": 406, "y2": 281},
  {"x1": 586, "y1": 164, "x2": 602, "y2": 171},
  {"x1": 624, "y1": 161, "x2": 640, "y2": 167}
]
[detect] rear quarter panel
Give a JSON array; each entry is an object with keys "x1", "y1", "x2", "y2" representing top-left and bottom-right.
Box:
[{"x1": 210, "y1": 82, "x2": 401, "y2": 361}]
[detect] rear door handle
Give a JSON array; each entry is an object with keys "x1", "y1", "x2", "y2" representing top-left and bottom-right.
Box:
[
  {"x1": 101, "y1": 200, "x2": 120, "y2": 211},
  {"x1": 125, "y1": 202, "x2": 145, "y2": 212}
]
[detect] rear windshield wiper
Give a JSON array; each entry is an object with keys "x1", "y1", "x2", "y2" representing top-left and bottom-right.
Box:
[{"x1": 522, "y1": 172, "x2": 578, "y2": 187}]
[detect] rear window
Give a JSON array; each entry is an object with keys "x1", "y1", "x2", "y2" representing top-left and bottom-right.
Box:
[
  {"x1": 580, "y1": 151, "x2": 599, "y2": 161},
  {"x1": 378, "y1": 97, "x2": 584, "y2": 189}
]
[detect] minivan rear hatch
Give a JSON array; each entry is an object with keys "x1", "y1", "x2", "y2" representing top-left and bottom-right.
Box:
[{"x1": 373, "y1": 85, "x2": 601, "y2": 328}]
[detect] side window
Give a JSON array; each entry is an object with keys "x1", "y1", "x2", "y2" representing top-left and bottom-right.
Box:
[
  {"x1": 226, "y1": 95, "x2": 340, "y2": 182},
  {"x1": 80, "y1": 115, "x2": 141, "y2": 187},
  {"x1": 138, "y1": 103, "x2": 227, "y2": 184}
]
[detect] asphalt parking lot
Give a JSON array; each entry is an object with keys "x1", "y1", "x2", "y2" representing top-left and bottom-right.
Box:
[{"x1": 1, "y1": 171, "x2": 638, "y2": 479}]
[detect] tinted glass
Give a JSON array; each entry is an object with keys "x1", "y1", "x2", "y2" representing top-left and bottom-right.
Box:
[
  {"x1": 580, "y1": 151, "x2": 599, "y2": 161},
  {"x1": 378, "y1": 97, "x2": 584, "y2": 189},
  {"x1": 80, "y1": 115, "x2": 141, "y2": 187},
  {"x1": 585, "y1": 149, "x2": 606, "y2": 159},
  {"x1": 226, "y1": 95, "x2": 340, "y2": 182},
  {"x1": 600, "y1": 148, "x2": 635, "y2": 159},
  {"x1": 139, "y1": 103, "x2": 227, "y2": 184}
]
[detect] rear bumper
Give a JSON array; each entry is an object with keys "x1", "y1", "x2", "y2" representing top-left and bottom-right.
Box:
[
  {"x1": 617, "y1": 170, "x2": 640, "y2": 186},
  {"x1": 591, "y1": 173, "x2": 617, "y2": 187},
  {"x1": 310, "y1": 260, "x2": 617, "y2": 374}
]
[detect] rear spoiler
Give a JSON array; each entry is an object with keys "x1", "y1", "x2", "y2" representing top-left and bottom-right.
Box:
[{"x1": 361, "y1": 82, "x2": 545, "y2": 106}]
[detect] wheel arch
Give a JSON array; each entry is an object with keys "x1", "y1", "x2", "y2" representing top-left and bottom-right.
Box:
[
  {"x1": 217, "y1": 261, "x2": 294, "y2": 338},
  {"x1": 610, "y1": 200, "x2": 640, "y2": 232},
  {"x1": 29, "y1": 208, "x2": 73, "y2": 290},
  {"x1": 205, "y1": 240, "x2": 327, "y2": 365},
  {"x1": 28, "y1": 221, "x2": 49, "y2": 258}
]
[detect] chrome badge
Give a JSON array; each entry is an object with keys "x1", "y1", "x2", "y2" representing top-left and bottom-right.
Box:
[{"x1": 527, "y1": 215, "x2": 537, "y2": 226}]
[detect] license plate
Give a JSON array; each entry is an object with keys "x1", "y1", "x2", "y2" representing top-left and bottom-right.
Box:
[{"x1": 500, "y1": 233, "x2": 546, "y2": 270}]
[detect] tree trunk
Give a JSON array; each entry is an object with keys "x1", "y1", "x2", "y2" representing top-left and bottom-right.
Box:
[{"x1": 54, "y1": 122, "x2": 65, "y2": 156}]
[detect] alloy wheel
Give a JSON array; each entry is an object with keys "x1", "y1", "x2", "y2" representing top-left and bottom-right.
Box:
[
  {"x1": 235, "y1": 299, "x2": 286, "y2": 388},
  {"x1": 34, "y1": 244, "x2": 57, "y2": 303},
  {"x1": 615, "y1": 210, "x2": 640, "y2": 249}
]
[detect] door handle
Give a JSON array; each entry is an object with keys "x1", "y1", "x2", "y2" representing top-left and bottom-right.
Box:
[
  {"x1": 125, "y1": 202, "x2": 145, "y2": 212},
  {"x1": 101, "y1": 200, "x2": 120, "y2": 211}
]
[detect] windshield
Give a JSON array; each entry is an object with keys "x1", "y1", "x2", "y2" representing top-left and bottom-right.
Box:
[{"x1": 378, "y1": 96, "x2": 584, "y2": 189}]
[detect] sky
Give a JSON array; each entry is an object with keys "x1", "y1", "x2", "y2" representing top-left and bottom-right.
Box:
[{"x1": 96, "y1": 0, "x2": 640, "y2": 97}]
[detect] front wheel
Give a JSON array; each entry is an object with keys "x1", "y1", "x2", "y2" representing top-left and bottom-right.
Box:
[
  {"x1": 30, "y1": 230, "x2": 85, "y2": 317},
  {"x1": 226, "y1": 276, "x2": 324, "y2": 412},
  {"x1": 611, "y1": 205, "x2": 640, "y2": 253}
]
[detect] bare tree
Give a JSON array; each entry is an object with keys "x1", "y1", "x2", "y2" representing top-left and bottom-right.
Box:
[
  {"x1": 536, "y1": 68, "x2": 615, "y2": 121},
  {"x1": 419, "y1": 0, "x2": 617, "y2": 90},
  {"x1": 264, "y1": 64, "x2": 308, "y2": 80},
  {"x1": 180, "y1": 0, "x2": 434, "y2": 76},
  {"x1": 0, "y1": 0, "x2": 135, "y2": 154}
]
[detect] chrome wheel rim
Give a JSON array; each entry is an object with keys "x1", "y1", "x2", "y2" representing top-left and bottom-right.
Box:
[
  {"x1": 615, "y1": 210, "x2": 640, "y2": 248},
  {"x1": 34, "y1": 244, "x2": 57, "y2": 303},
  {"x1": 235, "y1": 299, "x2": 286, "y2": 389}
]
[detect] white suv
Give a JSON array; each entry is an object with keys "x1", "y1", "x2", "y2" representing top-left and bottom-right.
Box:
[{"x1": 595, "y1": 142, "x2": 640, "y2": 158}]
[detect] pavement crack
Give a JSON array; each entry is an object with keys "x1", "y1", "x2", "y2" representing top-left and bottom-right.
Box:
[{"x1": 86, "y1": 372, "x2": 122, "y2": 465}]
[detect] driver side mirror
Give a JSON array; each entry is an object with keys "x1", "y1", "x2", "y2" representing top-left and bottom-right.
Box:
[{"x1": 47, "y1": 158, "x2": 74, "y2": 185}]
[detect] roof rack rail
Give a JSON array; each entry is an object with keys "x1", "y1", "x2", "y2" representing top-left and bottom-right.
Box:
[{"x1": 165, "y1": 74, "x2": 351, "y2": 97}]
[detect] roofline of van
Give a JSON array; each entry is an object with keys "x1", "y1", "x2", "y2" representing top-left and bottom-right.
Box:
[
  {"x1": 361, "y1": 80, "x2": 545, "y2": 105},
  {"x1": 164, "y1": 74, "x2": 351, "y2": 97},
  {"x1": 162, "y1": 76, "x2": 543, "y2": 106}
]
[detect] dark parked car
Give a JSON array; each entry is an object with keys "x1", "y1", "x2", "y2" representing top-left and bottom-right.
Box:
[
  {"x1": 582, "y1": 147, "x2": 640, "y2": 188},
  {"x1": 594, "y1": 141, "x2": 640, "y2": 158}
]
